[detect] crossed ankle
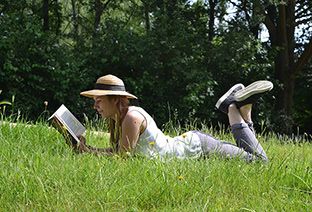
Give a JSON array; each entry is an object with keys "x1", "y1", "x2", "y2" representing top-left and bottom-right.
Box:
[{"x1": 239, "y1": 104, "x2": 252, "y2": 121}]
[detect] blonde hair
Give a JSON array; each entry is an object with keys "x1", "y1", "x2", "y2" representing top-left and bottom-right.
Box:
[{"x1": 107, "y1": 96, "x2": 129, "y2": 152}]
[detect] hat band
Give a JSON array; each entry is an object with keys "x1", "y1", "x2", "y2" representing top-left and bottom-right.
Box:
[{"x1": 95, "y1": 83, "x2": 126, "y2": 91}]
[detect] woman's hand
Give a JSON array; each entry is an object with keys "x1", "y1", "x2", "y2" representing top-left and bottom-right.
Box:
[
  {"x1": 76, "y1": 135, "x2": 115, "y2": 156},
  {"x1": 77, "y1": 135, "x2": 89, "y2": 153}
]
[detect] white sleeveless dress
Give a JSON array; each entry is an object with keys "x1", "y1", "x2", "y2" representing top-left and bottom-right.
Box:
[{"x1": 129, "y1": 106, "x2": 203, "y2": 159}]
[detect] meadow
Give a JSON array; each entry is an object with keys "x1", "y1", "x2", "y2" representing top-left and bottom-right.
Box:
[{"x1": 0, "y1": 120, "x2": 311, "y2": 211}]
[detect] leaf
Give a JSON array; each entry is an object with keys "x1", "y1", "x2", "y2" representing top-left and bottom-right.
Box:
[{"x1": 0, "y1": 101, "x2": 12, "y2": 106}]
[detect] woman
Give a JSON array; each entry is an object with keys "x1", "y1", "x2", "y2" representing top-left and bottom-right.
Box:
[{"x1": 77, "y1": 74, "x2": 272, "y2": 162}]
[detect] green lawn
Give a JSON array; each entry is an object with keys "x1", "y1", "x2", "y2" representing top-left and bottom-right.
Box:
[{"x1": 0, "y1": 121, "x2": 311, "y2": 211}]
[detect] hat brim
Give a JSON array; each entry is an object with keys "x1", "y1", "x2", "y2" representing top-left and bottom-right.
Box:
[{"x1": 80, "y1": 89, "x2": 137, "y2": 99}]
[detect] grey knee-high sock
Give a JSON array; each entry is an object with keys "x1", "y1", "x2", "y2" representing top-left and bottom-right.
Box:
[
  {"x1": 246, "y1": 122, "x2": 256, "y2": 135},
  {"x1": 231, "y1": 123, "x2": 268, "y2": 162}
]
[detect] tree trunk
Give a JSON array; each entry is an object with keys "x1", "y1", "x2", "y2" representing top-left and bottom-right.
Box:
[
  {"x1": 142, "y1": 0, "x2": 150, "y2": 32},
  {"x1": 275, "y1": 3, "x2": 290, "y2": 112},
  {"x1": 93, "y1": 0, "x2": 112, "y2": 35},
  {"x1": 208, "y1": 0, "x2": 216, "y2": 41},
  {"x1": 285, "y1": 0, "x2": 296, "y2": 115},
  {"x1": 250, "y1": 0, "x2": 261, "y2": 38},
  {"x1": 94, "y1": 0, "x2": 102, "y2": 35},
  {"x1": 266, "y1": 1, "x2": 296, "y2": 115},
  {"x1": 71, "y1": 0, "x2": 78, "y2": 40},
  {"x1": 43, "y1": 0, "x2": 49, "y2": 31},
  {"x1": 54, "y1": 0, "x2": 62, "y2": 35}
]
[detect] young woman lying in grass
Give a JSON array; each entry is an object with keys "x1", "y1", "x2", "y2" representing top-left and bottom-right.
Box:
[{"x1": 77, "y1": 74, "x2": 273, "y2": 162}]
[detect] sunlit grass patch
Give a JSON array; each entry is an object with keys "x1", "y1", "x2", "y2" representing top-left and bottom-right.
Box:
[{"x1": 0, "y1": 120, "x2": 311, "y2": 211}]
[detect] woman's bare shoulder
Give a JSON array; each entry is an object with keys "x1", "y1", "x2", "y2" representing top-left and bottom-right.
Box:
[
  {"x1": 125, "y1": 106, "x2": 145, "y2": 122},
  {"x1": 122, "y1": 107, "x2": 146, "y2": 134}
]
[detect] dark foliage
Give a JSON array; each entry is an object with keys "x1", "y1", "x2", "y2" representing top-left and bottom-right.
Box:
[{"x1": 0, "y1": 0, "x2": 311, "y2": 135}]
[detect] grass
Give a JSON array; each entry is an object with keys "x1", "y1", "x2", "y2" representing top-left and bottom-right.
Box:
[{"x1": 0, "y1": 120, "x2": 311, "y2": 211}]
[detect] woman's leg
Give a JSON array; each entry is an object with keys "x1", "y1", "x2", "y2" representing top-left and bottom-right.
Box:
[
  {"x1": 228, "y1": 104, "x2": 268, "y2": 161},
  {"x1": 194, "y1": 131, "x2": 256, "y2": 161},
  {"x1": 213, "y1": 80, "x2": 272, "y2": 162},
  {"x1": 238, "y1": 104, "x2": 255, "y2": 134}
]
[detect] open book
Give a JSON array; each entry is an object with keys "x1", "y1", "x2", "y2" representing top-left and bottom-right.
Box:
[{"x1": 49, "y1": 104, "x2": 86, "y2": 146}]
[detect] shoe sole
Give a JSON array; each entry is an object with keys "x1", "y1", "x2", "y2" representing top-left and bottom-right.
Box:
[
  {"x1": 234, "y1": 80, "x2": 273, "y2": 101},
  {"x1": 215, "y1": 83, "x2": 244, "y2": 109}
]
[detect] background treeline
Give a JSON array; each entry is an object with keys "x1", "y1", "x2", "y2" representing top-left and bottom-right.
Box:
[{"x1": 0, "y1": 0, "x2": 311, "y2": 135}]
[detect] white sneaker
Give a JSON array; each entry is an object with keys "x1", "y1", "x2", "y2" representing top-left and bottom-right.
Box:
[
  {"x1": 215, "y1": 83, "x2": 245, "y2": 113},
  {"x1": 234, "y1": 80, "x2": 273, "y2": 106}
]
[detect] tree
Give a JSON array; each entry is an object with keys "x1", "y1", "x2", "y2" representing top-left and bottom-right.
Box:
[
  {"x1": 229, "y1": 0, "x2": 312, "y2": 133},
  {"x1": 265, "y1": 1, "x2": 312, "y2": 114}
]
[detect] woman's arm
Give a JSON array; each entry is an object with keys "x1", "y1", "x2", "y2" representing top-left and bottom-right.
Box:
[
  {"x1": 77, "y1": 136, "x2": 114, "y2": 156},
  {"x1": 77, "y1": 111, "x2": 145, "y2": 156},
  {"x1": 119, "y1": 111, "x2": 145, "y2": 153}
]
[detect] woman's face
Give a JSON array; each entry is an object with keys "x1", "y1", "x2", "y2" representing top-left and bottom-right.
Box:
[{"x1": 93, "y1": 96, "x2": 117, "y2": 119}]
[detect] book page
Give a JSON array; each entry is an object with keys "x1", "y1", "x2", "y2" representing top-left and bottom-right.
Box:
[{"x1": 49, "y1": 105, "x2": 86, "y2": 143}]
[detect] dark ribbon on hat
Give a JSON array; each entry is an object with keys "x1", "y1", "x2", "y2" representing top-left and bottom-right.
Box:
[{"x1": 94, "y1": 83, "x2": 126, "y2": 91}]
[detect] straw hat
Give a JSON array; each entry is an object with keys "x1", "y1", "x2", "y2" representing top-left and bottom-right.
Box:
[{"x1": 80, "y1": 74, "x2": 137, "y2": 99}]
